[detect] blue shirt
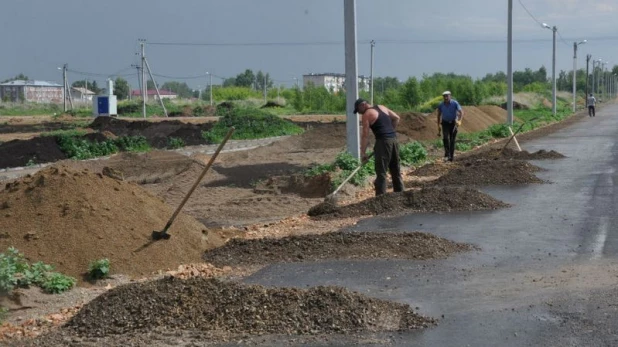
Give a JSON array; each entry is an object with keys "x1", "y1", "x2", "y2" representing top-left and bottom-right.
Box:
[{"x1": 438, "y1": 100, "x2": 462, "y2": 122}]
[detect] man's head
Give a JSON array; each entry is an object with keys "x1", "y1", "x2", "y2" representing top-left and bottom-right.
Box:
[
  {"x1": 590, "y1": 93, "x2": 593, "y2": 96},
  {"x1": 353, "y1": 98, "x2": 370, "y2": 114},
  {"x1": 442, "y1": 91, "x2": 452, "y2": 102}
]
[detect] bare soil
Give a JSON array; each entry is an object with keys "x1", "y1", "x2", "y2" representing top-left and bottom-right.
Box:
[
  {"x1": 0, "y1": 165, "x2": 234, "y2": 281},
  {"x1": 203, "y1": 231, "x2": 475, "y2": 266},
  {"x1": 308, "y1": 188, "x2": 509, "y2": 219},
  {"x1": 464, "y1": 148, "x2": 566, "y2": 161},
  {"x1": 0, "y1": 137, "x2": 67, "y2": 169}
]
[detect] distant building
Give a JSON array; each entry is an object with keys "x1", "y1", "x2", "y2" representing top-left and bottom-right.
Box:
[
  {"x1": 130, "y1": 89, "x2": 178, "y2": 101},
  {"x1": 71, "y1": 87, "x2": 96, "y2": 103},
  {"x1": 302, "y1": 73, "x2": 370, "y2": 93},
  {"x1": 0, "y1": 80, "x2": 63, "y2": 103}
]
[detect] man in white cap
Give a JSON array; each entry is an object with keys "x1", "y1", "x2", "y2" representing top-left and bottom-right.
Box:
[{"x1": 436, "y1": 91, "x2": 464, "y2": 162}]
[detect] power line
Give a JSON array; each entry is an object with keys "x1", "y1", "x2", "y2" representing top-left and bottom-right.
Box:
[{"x1": 517, "y1": 0, "x2": 544, "y2": 27}]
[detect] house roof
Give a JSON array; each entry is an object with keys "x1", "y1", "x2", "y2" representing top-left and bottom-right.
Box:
[
  {"x1": 71, "y1": 87, "x2": 95, "y2": 95},
  {"x1": 303, "y1": 73, "x2": 369, "y2": 78},
  {"x1": 0, "y1": 80, "x2": 62, "y2": 87},
  {"x1": 130, "y1": 89, "x2": 177, "y2": 96}
]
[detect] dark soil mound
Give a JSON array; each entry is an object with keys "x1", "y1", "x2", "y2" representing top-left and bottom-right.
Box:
[
  {"x1": 89, "y1": 117, "x2": 213, "y2": 148},
  {"x1": 410, "y1": 162, "x2": 452, "y2": 177},
  {"x1": 467, "y1": 148, "x2": 566, "y2": 160},
  {"x1": 429, "y1": 159, "x2": 544, "y2": 186},
  {"x1": 66, "y1": 277, "x2": 435, "y2": 338},
  {"x1": 309, "y1": 188, "x2": 508, "y2": 218},
  {"x1": 261, "y1": 101, "x2": 285, "y2": 108},
  {"x1": 0, "y1": 165, "x2": 227, "y2": 280},
  {"x1": 0, "y1": 137, "x2": 66, "y2": 169},
  {"x1": 203, "y1": 231, "x2": 474, "y2": 266}
]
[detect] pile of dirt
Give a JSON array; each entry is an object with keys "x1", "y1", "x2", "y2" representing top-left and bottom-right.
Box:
[
  {"x1": 65, "y1": 277, "x2": 435, "y2": 338},
  {"x1": 89, "y1": 117, "x2": 214, "y2": 148},
  {"x1": 0, "y1": 165, "x2": 229, "y2": 280},
  {"x1": 309, "y1": 187, "x2": 508, "y2": 218},
  {"x1": 429, "y1": 159, "x2": 545, "y2": 186},
  {"x1": 0, "y1": 137, "x2": 67, "y2": 169},
  {"x1": 203, "y1": 231, "x2": 474, "y2": 266},
  {"x1": 397, "y1": 106, "x2": 508, "y2": 141},
  {"x1": 466, "y1": 148, "x2": 566, "y2": 161},
  {"x1": 410, "y1": 161, "x2": 453, "y2": 177}
]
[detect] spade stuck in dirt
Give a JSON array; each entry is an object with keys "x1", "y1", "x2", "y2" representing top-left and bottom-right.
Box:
[{"x1": 152, "y1": 127, "x2": 235, "y2": 241}]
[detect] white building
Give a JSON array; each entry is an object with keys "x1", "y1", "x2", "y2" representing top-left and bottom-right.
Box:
[
  {"x1": 302, "y1": 73, "x2": 370, "y2": 93},
  {"x1": 70, "y1": 87, "x2": 96, "y2": 103}
]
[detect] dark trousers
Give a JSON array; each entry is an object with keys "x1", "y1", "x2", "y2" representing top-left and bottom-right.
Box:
[
  {"x1": 588, "y1": 106, "x2": 595, "y2": 117},
  {"x1": 442, "y1": 120, "x2": 458, "y2": 159},
  {"x1": 374, "y1": 137, "x2": 404, "y2": 196}
]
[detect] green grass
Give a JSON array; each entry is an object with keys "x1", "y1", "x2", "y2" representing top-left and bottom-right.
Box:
[
  {"x1": 56, "y1": 134, "x2": 150, "y2": 160},
  {"x1": 202, "y1": 107, "x2": 304, "y2": 143},
  {"x1": 40, "y1": 129, "x2": 88, "y2": 137}
]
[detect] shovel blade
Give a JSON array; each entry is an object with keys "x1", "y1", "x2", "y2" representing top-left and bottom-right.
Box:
[{"x1": 151, "y1": 230, "x2": 171, "y2": 240}]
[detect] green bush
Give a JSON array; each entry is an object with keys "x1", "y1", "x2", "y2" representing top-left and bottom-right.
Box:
[
  {"x1": 87, "y1": 258, "x2": 110, "y2": 280},
  {"x1": 399, "y1": 141, "x2": 428, "y2": 166},
  {"x1": 202, "y1": 107, "x2": 304, "y2": 143},
  {"x1": 56, "y1": 134, "x2": 150, "y2": 160},
  {"x1": 305, "y1": 163, "x2": 334, "y2": 177},
  {"x1": 419, "y1": 96, "x2": 443, "y2": 113},
  {"x1": 0, "y1": 247, "x2": 29, "y2": 292},
  {"x1": 167, "y1": 137, "x2": 185, "y2": 149},
  {"x1": 40, "y1": 272, "x2": 76, "y2": 294},
  {"x1": 487, "y1": 124, "x2": 511, "y2": 138}
]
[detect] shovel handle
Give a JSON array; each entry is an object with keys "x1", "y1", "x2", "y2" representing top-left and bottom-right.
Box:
[
  {"x1": 330, "y1": 152, "x2": 373, "y2": 196},
  {"x1": 161, "y1": 127, "x2": 235, "y2": 234}
]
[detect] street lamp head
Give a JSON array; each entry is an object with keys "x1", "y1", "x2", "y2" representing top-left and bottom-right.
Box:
[
  {"x1": 578, "y1": 40, "x2": 587, "y2": 45},
  {"x1": 542, "y1": 23, "x2": 550, "y2": 28}
]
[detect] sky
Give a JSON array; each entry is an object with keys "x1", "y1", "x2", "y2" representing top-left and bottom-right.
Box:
[{"x1": 1, "y1": 0, "x2": 617, "y2": 90}]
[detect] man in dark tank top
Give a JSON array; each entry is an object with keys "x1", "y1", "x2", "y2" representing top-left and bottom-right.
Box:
[{"x1": 354, "y1": 98, "x2": 404, "y2": 196}]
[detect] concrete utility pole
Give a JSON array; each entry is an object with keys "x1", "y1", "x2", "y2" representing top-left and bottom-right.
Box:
[
  {"x1": 344, "y1": 0, "x2": 360, "y2": 160},
  {"x1": 573, "y1": 40, "x2": 586, "y2": 112},
  {"x1": 206, "y1": 72, "x2": 213, "y2": 106},
  {"x1": 140, "y1": 40, "x2": 147, "y2": 118},
  {"x1": 506, "y1": 0, "x2": 513, "y2": 125},
  {"x1": 586, "y1": 54, "x2": 591, "y2": 97},
  {"x1": 62, "y1": 64, "x2": 67, "y2": 112},
  {"x1": 543, "y1": 23, "x2": 557, "y2": 116},
  {"x1": 370, "y1": 40, "x2": 375, "y2": 105},
  {"x1": 263, "y1": 74, "x2": 267, "y2": 104}
]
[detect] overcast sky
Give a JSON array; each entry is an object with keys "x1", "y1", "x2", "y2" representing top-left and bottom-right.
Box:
[{"x1": 1, "y1": 0, "x2": 616, "y2": 89}]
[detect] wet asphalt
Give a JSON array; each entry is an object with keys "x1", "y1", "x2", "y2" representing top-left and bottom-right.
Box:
[{"x1": 235, "y1": 104, "x2": 618, "y2": 347}]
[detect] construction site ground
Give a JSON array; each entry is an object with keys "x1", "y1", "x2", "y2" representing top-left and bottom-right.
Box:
[{"x1": 0, "y1": 103, "x2": 614, "y2": 346}]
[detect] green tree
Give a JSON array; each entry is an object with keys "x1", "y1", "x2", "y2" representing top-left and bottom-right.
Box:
[
  {"x1": 399, "y1": 77, "x2": 422, "y2": 108},
  {"x1": 114, "y1": 77, "x2": 130, "y2": 100},
  {"x1": 255, "y1": 71, "x2": 273, "y2": 91},
  {"x1": 1, "y1": 73, "x2": 29, "y2": 83},
  {"x1": 235, "y1": 69, "x2": 256, "y2": 88},
  {"x1": 72, "y1": 80, "x2": 101, "y2": 94},
  {"x1": 146, "y1": 80, "x2": 157, "y2": 90},
  {"x1": 161, "y1": 81, "x2": 192, "y2": 98}
]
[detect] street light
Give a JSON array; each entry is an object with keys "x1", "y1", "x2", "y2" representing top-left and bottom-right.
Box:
[
  {"x1": 572, "y1": 40, "x2": 586, "y2": 112},
  {"x1": 206, "y1": 72, "x2": 213, "y2": 106},
  {"x1": 542, "y1": 23, "x2": 557, "y2": 116}
]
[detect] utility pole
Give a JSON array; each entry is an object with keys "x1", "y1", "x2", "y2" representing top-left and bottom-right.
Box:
[
  {"x1": 551, "y1": 26, "x2": 557, "y2": 116},
  {"x1": 207, "y1": 72, "x2": 213, "y2": 106},
  {"x1": 344, "y1": 0, "x2": 360, "y2": 159},
  {"x1": 62, "y1": 64, "x2": 67, "y2": 112},
  {"x1": 263, "y1": 73, "x2": 267, "y2": 104},
  {"x1": 140, "y1": 39, "x2": 146, "y2": 118},
  {"x1": 370, "y1": 39, "x2": 375, "y2": 105},
  {"x1": 139, "y1": 39, "x2": 168, "y2": 117},
  {"x1": 573, "y1": 40, "x2": 586, "y2": 112},
  {"x1": 586, "y1": 54, "x2": 591, "y2": 98},
  {"x1": 506, "y1": 0, "x2": 513, "y2": 125}
]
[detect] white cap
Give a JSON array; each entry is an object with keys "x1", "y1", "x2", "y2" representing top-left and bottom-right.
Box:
[{"x1": 442, "y1": 91, "x2": 451, "y2": 96}]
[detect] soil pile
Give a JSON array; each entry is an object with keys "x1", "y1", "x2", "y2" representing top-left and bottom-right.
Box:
[
  {"x1": 466, "y1": 148, "x2": 566, "y2": 160},
  {"x1": 203, "y1": 231, "x2": 474, "y2": 266},
  {"x1": 410, "y1": 162, "x2": 452, "y2": 177},
  {"x1": 309, "y1": 187, "x2": 508, "y2": 218},
  {"x1": 397, "y1": 106, "x2": 508, "y2": 141},
  {"x1": 0, "y1": 165, "x2": 227, "y2": 280},
  {"x1": 66, "y1": 277, "x2": 435, "y2": 337},
  {"x1": 0, "y1": 137, "x2": 67, "y2": 169},
  {"x1": 89, "y1": 117, "x2": 214, "y2": 148},
  {"x1": 429, "y1": 159, "x2": 544, "y2": 186},
  {"x1": 253, "y1": 173, "x2": 332, "y2": 198}
]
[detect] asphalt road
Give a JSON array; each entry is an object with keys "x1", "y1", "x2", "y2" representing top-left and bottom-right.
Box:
[{"x1": 236, "y1": 104, "x2": 618, "y2": 347}]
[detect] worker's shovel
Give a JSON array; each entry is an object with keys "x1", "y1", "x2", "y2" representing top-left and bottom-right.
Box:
[{"x1": 152, "y1": 127, "x2": 235, "y2": 241}]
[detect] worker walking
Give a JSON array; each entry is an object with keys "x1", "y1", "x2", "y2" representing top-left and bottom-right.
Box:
[
  {"x1": 437, "y1": 91, "x2": 464, "y2": 162},
  {"x1": 354, "y1": 98, "x2": 404, "y2": 196},
  {"x1": 587, "y1": 93, "x2": 596, "y2": 117}
]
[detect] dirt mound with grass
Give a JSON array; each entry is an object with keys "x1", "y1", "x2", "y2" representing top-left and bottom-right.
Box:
[
  {"x1": 466, "y1": 148, "x2": 566, "y2": 160},
  {"x1": 203, "y1": 231, "x2": 474, "y2": 266},
  {"x1": 65, "y1": 277, "x2": 435, "y2": 338},
  {"x1": 309, "y1": 187, "x2": 508, "y2": 218},
  {"x1": 89, "y1": 117, "x2": 214, "y2": 148},
  {"x1": 0, "y1": 137, "x2": 67, "y2": 169},
  {"x1": 0, "y1": 165, "x2": 228, "y2": 280},
  {"x1": 430, "y1": 159, "x2": 544, "y2": 186}
]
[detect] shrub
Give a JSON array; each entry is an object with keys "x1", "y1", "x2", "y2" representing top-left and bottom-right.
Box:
[
  {"x1": 167, "y1": 137, "x2": 185, "y2": 149},
  {"x1": 202, "y1": 107, "x2": 304, "y2": 143},
  {"x1": 40, "y1": 272, "x2": 76, "y2": 294},
  {"x1": 56, "y1": 134, "x2": 150, "y2": 160},
  {"x1": 0, "y1": 247, "x2": 29, "y2": 293},
  {"x1": 487, "y1": 124, "x2": 511, "y2": 138},
  {"x1": 87, "y1": 258, "x2": 110, "y2": 280},
  {"x1": 399, "y1": 141, "x2": 428, "y2": 166}
]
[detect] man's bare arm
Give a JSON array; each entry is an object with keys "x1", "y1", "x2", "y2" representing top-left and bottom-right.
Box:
[{"x1": 360, "y1": 114, "x2": 371, "y2": 157}]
